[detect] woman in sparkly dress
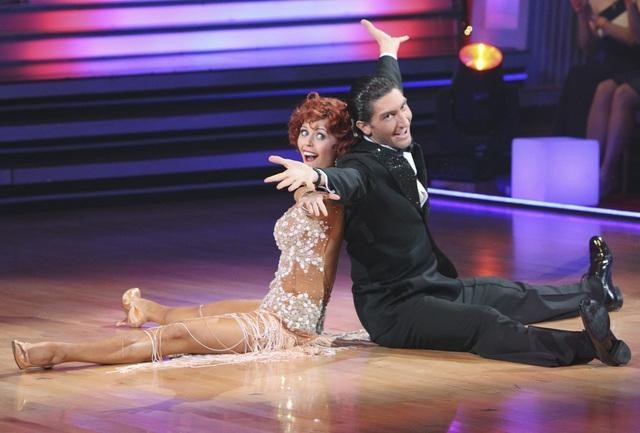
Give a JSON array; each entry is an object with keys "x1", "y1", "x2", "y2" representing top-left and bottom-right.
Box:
[
  {"x1": 11, "y1": 19, "x2": 405, "y2": 370},
  {"x1": 11, "y1": 92, "x2": 352, "y2": 369}
]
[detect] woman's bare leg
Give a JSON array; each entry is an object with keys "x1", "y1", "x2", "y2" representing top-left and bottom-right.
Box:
[
  {"x1": 17, "y1": 332, "x2": 156, "y2": 367},
  {"x1": 601, "y1": 83, "x2": 640, "y2": 180},
  {"x1": 141, "y1": 299, "x2": 262, "y2": 325},
  {"x1": 119, "y1": 287, "x2": 261, "y2": 327},
  {"x1": 15, "y1": 314, "x2": 281, "y2": 368},
  {"x1": 586, "y1": 79, "x2": 617, "y2": 152}
]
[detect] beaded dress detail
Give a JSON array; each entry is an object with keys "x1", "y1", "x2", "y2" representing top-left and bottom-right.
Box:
[
  {"x1": 260, "y1": 205, "x2": 337, "y2": 335},
  {"x1": 119, "y1": 202, "x2": 347, "y2": 372}
]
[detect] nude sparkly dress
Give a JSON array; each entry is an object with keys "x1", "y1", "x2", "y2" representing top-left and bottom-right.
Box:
[{"x1": 142, "y1": 201, "x2": 345, "y2": 364}]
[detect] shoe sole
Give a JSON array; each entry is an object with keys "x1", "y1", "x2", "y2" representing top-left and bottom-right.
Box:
[
  {"x1": 609, "y1": 340, "x2": 631, "y2": 366},
  {"x1": 608, "y1": 286, "x2": 623, "y2": 312},
  {"x1": 579, "y1": 300, "x2": 631, "y2": 366}
]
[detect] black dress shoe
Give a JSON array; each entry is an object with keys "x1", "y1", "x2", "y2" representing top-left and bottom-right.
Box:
[
  {"x1": 579, "y1": 299, "x2": 630, "y2": 366},
  {"x1": 584, "y1": 236, "x2": 623, "y2": 311}
]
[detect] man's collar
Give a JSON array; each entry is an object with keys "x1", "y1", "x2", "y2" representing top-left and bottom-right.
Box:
[{"x1": 362, "y1": 135, "x2": 412, "y2": 153}]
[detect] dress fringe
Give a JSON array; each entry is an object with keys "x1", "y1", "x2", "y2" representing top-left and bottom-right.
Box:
[{"x1": 113, "y1": 327, "x2": 371, "y2": 373}]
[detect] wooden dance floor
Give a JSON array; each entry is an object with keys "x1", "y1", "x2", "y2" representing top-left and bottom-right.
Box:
[{"x1": 1, "y1": 191, "x2": 639, "y2": 433}]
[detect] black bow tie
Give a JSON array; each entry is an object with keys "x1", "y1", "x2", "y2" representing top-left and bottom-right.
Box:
[{"x1": 398, "y1": 144, "x2": 413, "y2": 154}]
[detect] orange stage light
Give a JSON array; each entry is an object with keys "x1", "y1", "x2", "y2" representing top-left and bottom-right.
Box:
[{"x1": 458, "y1": 43, "x2": 503, "y2": 72}]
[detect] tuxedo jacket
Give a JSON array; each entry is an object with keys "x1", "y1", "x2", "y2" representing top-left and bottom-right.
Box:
[{"x1": 322, "y1": 56, "x2": 459, "y2": 340}]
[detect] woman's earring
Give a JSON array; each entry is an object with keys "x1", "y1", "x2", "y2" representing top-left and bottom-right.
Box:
[{"x1": 351, "y1": 119, "x2": 359, "y2": 137}]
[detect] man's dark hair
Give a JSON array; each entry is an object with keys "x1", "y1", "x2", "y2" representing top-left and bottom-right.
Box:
[{"x1": 347, "y1": 75, "x2": 401, "y2": 135}]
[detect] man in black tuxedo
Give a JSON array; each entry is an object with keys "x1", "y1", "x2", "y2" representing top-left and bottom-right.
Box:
[{"x1": 266, "y1": 20, "x2": 629, "y2": 367}]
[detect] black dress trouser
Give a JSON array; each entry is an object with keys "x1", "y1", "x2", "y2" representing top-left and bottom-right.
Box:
[{"x1": 375, "y1": 276, "x2": 599, "y2": 367}]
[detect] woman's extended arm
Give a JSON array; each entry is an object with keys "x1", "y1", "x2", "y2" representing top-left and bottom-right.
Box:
[{"x1": 571, "y1": 0, "x2": 599, "y2": 56}]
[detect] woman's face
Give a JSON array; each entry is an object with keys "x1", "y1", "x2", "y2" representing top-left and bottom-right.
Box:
[{"x1": 297, "y1": 119, "x2": 338, "y2": 169}]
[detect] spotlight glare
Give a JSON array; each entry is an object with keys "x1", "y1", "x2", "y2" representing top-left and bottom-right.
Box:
[{"x1": 459, "y1": 42, "x2": 502, "y2": 72}]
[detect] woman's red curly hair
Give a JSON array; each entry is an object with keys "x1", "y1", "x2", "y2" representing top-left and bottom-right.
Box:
[{"x1": 288, "y1": 92, "x2": 354, "y2": 157}]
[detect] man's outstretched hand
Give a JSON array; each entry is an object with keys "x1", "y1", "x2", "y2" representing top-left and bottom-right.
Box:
[
  {"x1": 264, "y1": 155, "x2": 318, "y2": 191},
  {"x1": 361, "y1": 19, "x2": 409, "y2": 56}
]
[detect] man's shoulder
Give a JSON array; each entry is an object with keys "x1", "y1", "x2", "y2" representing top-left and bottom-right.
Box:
[
  {"x1": 336, "y1": 142, "x2": 378, "y2": 167},
  {"x1": 340, "y1": 140, "x2": 422, "y2": 159},
  {"x1": 341, "y1": 139, "x2": 378, "y2": 158}
]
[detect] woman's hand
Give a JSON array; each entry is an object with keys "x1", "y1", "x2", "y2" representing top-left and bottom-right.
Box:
[
  {"x1": 594, "y1": 15, "x2": 609, "y2": 30},
  {"x1": 297, "y1": 191, "x2": 341, "y2": 217}
]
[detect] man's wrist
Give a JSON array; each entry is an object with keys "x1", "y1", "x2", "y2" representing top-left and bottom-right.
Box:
[
  {"x1": 379, "y1": 52, "x2": 397, "y2": 59},
  {"x1": 312, "y1": 168, "x2": 323, "y2": 188}
]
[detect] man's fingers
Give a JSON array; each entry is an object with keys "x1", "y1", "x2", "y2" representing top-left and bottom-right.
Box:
[
  {"x1": 361, "y1": 19, "x2": 385, "y2": 40},
  {"x1": 264, "y1": 171, "x2": 288, "y2": 184},
  {"x1": 268, "y1": 155, "x2": 292, "y2": 166},
  {"x1": 288, "y1": 179, "x2": 303, "y2": 192},
  {"x1": 361, "y1": 19, "x2": 375, "y2": 32},
  {"x1": 276, "y1": 178, "x2": 294, "y2": 190},
  {"x1": 360, "y1": 18, "x2": 409, "y2": 47},
  {"x1": 327, "y1": 193, "x2": 341, "y2": 201}
]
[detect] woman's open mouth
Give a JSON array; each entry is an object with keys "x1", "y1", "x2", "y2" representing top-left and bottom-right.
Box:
[{"x1": 303, "y1": 151, "x2": 318, "y2": 162}]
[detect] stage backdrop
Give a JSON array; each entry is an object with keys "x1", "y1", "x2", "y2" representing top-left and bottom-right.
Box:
[
  {"x1": 0, "y1": 1, "x2": 468, "y2": 207},
  {"x1": 0, "y1": 0, "x2": 461, "y2": 82}
]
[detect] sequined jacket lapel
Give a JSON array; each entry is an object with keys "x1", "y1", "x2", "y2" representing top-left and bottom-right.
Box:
[{"x1": 365, "y1": 140, "x2": 426, "y2": 211}]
